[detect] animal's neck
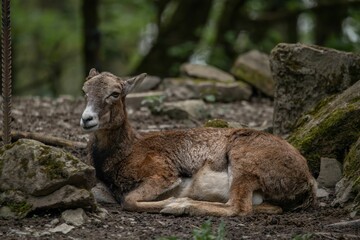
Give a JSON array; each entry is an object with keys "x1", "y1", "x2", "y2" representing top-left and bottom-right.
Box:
[{"x1": 93, "y1": 120, "x2": 138, "y2": 158}]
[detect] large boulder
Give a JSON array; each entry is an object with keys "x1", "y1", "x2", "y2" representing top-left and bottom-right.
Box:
[
  {"x1": 270, "y1": 43, "x2": 360, "y2": 136},
  {"x1": 0, "y1": 139, "x2": 96, "y2": 219},
  {"x1": 231, "y1": 50, "x2": 274, "y2": 97},
  {"x1": 288, "y1": 80, "x2": 360, "y2": 174}
]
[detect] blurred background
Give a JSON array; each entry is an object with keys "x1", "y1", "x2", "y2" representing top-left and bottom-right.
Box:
[{"x1": 3, "y1": 0, "x2": 360, "y2": 96}]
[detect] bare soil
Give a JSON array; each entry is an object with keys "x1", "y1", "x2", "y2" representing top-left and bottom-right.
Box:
[{"x1": 0, "y1": 96, "x2": 359, "y2": 240}]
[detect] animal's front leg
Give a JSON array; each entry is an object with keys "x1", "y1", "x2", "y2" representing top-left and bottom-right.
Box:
[
  {"x1": 122, "y1": 176, "x2": 180, "y2": 213},
  {"x1": 161, "y1": 198, "x2": 238, "y2": 217}
]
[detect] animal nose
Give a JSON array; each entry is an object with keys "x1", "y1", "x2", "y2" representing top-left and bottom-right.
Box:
[{"x1": 82, "y1": 115, "x2": 93, "y2": 123}]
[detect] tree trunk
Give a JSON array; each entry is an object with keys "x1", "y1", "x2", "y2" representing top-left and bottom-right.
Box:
[
  {"x1": 314, "y1": 0, "x2": 347, "y2": 46},
  {"x1": 135, "y1": 0, "x2": 214, "y2": 77},
  {"x1": 82, "y1": 0, "x2": 101, "y2": 75}
]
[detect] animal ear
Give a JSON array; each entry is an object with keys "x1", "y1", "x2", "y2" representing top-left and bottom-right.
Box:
[
  {"x1": 122, "y1": 73, "x2": 147, "y2": 96},
  {"x1": 86, "y1": 68, "x2": 99, "y2": 80}
]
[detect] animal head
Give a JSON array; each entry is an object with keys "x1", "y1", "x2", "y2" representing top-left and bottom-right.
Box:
[{"x1": 80, "y1": 68, "x2": 147, "y2": 131}]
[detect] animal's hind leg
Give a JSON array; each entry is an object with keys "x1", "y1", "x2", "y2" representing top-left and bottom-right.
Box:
[
  {"x1": 227, "y1": 174, "x2": 259, "y2": 214},
  {"x1": 161, "y1": 175, "x2": 259, "y2": 216}
]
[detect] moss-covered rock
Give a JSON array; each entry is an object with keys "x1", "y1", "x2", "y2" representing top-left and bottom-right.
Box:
[
  {"x1": 343, "y1": 137, "x2": 360, "y2": 210},
  {"x1": 204, "y1": 119, "x2": 229, "y2": 128},
  {"x1": 0, "y1": 139, "x2": 97, "y2": 219},
  {"x1": 270, "y1": 43, "x2": 360, "y2": 135},
  {"x1": 231, "y1": 50, "x2": 274, "y2": 97},
  {"x1": 288, "y1": 80, "x2": 360, "y2": 174}
]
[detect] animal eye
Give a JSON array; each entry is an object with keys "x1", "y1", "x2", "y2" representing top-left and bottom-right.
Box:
[{"x1": 110, "y1": 92, "x2": 120, "y2": 98}]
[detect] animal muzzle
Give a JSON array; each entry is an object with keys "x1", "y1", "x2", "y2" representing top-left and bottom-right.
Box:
[{"x1": 80, "y1": 105, "x2": 99, "y2": 131}]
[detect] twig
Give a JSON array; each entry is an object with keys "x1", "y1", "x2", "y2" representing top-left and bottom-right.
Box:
[{"x1": 0, "y1": 131, "x2": 87, "y2": 149}]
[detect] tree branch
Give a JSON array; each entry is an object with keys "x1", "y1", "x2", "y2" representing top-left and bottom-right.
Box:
[{"x1": 0, "y1": 131, "x2": 87, "y2": 149}]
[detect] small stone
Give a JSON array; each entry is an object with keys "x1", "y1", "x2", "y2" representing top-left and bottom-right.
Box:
[
  {"x1": 350, "y1": 211, "x2": 357, "y2": 218},
  {"x1": 50, "y1": 218, "x2": 60, "y2": 226},
  {"x1": 0, "y1": 206, "x2": 16, "y2": 219},
  {"x1": 317, "y1": 157, "x2": 342, "y2": 188},
  {"x1": 316, "y1": 188, "x2": 330, "y2": 198},
  {"x1": 91, "y1": 182, "x2": 117, "y2": 204},
  {"x1": 49, "y1": 223, "x2": 75, "y2": 234},
  {"x1": 61, "y1": 208, "x2": 87, "y2": 227}
]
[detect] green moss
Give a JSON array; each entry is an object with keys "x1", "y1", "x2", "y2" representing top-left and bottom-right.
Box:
[
  {"x1": 65, "y1": 152, "x2": 80, "y2": 165},
  {"x1": 204, "y1": 119, "x2": 229, "y2": 128},
  {"x1": 290, "y1": 103, "x2": 360, "y2": 173},
  {"x1": 6, "y1": 201, "x2": 32, "y2": 216},
  {"x1": 38, "y1": 146, "x2": 68, "y2": 180}
]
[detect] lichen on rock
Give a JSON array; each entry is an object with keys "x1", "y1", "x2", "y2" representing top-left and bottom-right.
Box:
[{"x1": 0, "y1": 139, "x2": 97, "y2": 219}]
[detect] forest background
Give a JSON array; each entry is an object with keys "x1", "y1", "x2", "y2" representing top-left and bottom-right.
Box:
[{"x1": 3, "y1": 0, "x2": 360, "y2": 97}]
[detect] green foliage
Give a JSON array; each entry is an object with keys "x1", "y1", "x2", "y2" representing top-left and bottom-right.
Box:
[
  {"x1": 12, "y1": 0, "x2": 83, "y2": 96},
  {"x1": 193, "y1": 220, "x2": 226, "y2": 240},
  {"x1": 99, "y1": 0, "x2": 156, "y2": 74},
  {"x1": 8, "y1": 0, "x2": 360, "y2": 96}
]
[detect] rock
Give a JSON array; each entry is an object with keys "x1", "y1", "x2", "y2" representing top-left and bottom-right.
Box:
[
  {"x1": 162, "y1": 78, "x2": 252, "y2": 102},
  {"x1": 316, "y1": 188, "x2": 330, "y2": 199},
  {"x1": 126, "y1": 91, "x2": 165, "y2": 110},
  {"x1": 270, "y1": 43, "x2": 360, "y2": 135},
  {"x1": 332, "y1": 178, "x2": 355, "y2": 207},
  {"x1": 316, "y1": 157, "x2": 342, "y2": 188},
  {"x1": 61, "y1": 208, "x2": 87, "y2": 226},
  {"x1": 0, "y1": 139, "x2": 97, "y2": 219},
  {"x1": 93, "y1": 207, "x2": 109, "y2": 220},
  {"x1": 0, "y1": 206, "x2": 16, "y2": 219},
  {"x1": 28, "y1": 185, "x2": 96, "y2": 210},
  {"x1": 91, "y1": 182, "x2": 117, "y2": 204},
  {"x1": 133, "y1": 75, "x2": 162, "y2": 93},
  {"x1": 180, "y1": 63, "x2": 235, "y2": 82},
  {"x1": 48, "y1": 223, "x2": 74, "y2": 234},
  {"x1": 204, "y1": 119, "x2": 248, "y2": 129},
  {"x1": 0, "y1": 190, "x2": 31, "y2": 219},
  {"x1": 333, "y1": 137, "x2": 360, "y2": 210},
  {"x1": 288, "y1": 80, "x2": 360, "y2": 174},
  {"x1": 0, "y1": 139, "x2": 95, "y2": 196},
  {"x1": 162, "y1": 100, "x2": 208, "y2": 120},
  {"x1": 231, "y1": 50, "x2": 274, "y2": 97}
]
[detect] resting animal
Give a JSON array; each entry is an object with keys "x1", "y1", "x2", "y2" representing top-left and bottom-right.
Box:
[{"x1": 80, "y1": 69, "x2": 317, "y2": 216}]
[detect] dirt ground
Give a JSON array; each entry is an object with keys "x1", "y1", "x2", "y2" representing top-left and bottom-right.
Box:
[{"x1": 0, "y1": 96, "x2": 359, "y2": 240}]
